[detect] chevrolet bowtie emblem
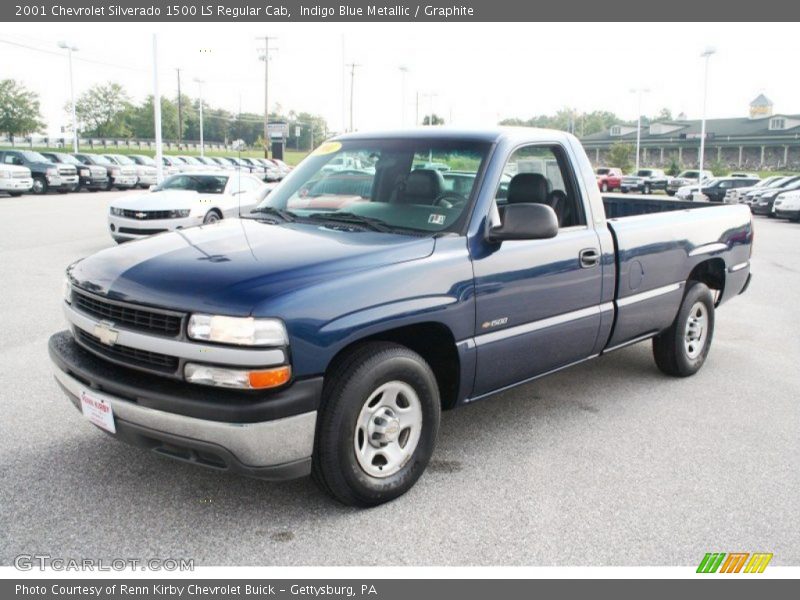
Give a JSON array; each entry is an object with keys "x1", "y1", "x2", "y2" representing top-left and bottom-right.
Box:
[
  {"x1": 135, "y1": 212, "x2": 147, "y2": 219},
  {"x1": 93, "y1": 321, "x2": 119, "y2": 346}
]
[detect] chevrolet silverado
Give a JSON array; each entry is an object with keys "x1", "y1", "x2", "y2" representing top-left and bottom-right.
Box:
[{"x1": 50, "y1": 128, "x2": 753, "y2": 506}]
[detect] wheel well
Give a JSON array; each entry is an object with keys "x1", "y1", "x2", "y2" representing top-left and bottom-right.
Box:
[
  {"x1": 688, "y1": 258, "x2": 726, "y2": 304},
  {"x1": 324, "y1": 322, "x2": 461, "y2": 410}
]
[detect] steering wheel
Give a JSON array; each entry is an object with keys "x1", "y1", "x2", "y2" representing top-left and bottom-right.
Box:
[{"x1": 433, "y1": 192, "x2": 468, "y2": 209}]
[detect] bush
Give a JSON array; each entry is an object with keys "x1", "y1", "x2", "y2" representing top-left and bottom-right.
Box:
[
  {"x1": 667, "y1": 155, "x2": 682, "y2": 176},
  {"x1": 607, "y1": 142, "x2": 633, "y2": 173}
]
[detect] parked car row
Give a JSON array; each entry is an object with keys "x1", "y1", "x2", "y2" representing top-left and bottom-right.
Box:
[{"x1": 0, "y1": 149, "x2": 292, "y2": 196}]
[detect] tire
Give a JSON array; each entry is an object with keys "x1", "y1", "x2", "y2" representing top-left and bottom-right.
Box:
[
  {"x1": 644, "y1": 184, "x2": 652, "y2": 195},
  {"x1": 203, "y1": 210, "x2": 222, "y2": 224},
  {"x1": 621, "y1": 189, "x2": 629, "y2": 194},
  {"x1": 105, "y1": 180, "x2": 114, "y2": 191},
  {"x1": 57, "y1": 189, "x2": 69, "y2": 194},
  {"x1": 652, "y1": 281, "x2": 715, "y2": 377},
  {"x1": 667, "y1": 191, "x2": 676, "y2": 197},
  {"x1": 9, "y1": 192, "x2": 22, "y2": 197},
  {"x1": 312, "y1": 342, "x2": 441, "y2": 507},
  {"x1": 31, "y1": 176, "x2": 47, "y2": 195}
]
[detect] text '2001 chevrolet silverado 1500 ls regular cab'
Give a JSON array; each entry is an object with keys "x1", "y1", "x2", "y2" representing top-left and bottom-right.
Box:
[{"x1": 49, "y1": 128, "x2": 753, "y2": 506}]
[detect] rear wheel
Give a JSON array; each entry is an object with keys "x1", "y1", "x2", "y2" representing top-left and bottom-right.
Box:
[
  {"x1": 653, "y1": 281, "x2": 715, "y2": 377},
  {"x1": 312, "y1": 342, "x2": 441, "y2": 507}
]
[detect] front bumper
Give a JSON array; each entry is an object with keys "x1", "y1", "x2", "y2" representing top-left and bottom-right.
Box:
[
  {"x1": 81, "y1": 175, "x2": 109, "y2": 189},
  {"x1": 108, "y1": 214, "x2": 203, "y2": 241},
  {"x1": 752, "y1": 203, "x2": 773, "y2": 215},
  {"x1": 137, "y1": 174, "x2": 158, "y2": 186},
  {"x1": 49, "y1": 330, "x2": 320, "y2": 480},
  {"x1": 0, "y1": 178, "x2": 33, "y2": 192},
  {"x1": 110, "y1": 175, "x2": 139, "y2": 188},
  {"x1": 48, "y1": 174, "x2": 79, "y2": 190}
]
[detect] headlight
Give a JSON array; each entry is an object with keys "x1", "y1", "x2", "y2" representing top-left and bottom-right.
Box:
[
  {"x1": 168, "y1": 209, "x2": 190, "y2": 218},
  {"x1": 63, "y1": 278, "x2": 72, "y2": 304},
  {"x1": 47, "y1": 167, "x2": 58, "y2": 177},
  {"x1": 80, "y1": 168, "x2": 89, "y2": 177},
  {"x1": 0, "y1": 170, "x2": 10, "y2": 179},
  {"x1": 110, "y1": 206, "x2": 124, "y2": 216},
  {"x1": 184, "y1": 363, "x2": 291, "y2": 390},
  {"x1": 187, "y1": 314, "x2": 288, "y2": 346},
  {"x1": 110, "y1": 168, "x2": 121, "y2": 176}
]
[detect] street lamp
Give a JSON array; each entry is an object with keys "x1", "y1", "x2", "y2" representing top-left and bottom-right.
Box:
[
  {"x1": 630, "y1": 87, "x2": 650, "y2": 173},
  {"x1": 698, "y1": 47, "x2": 716, "y2": 184},
  {"x1": 58, "y1": 41, "x2": 79, "y2": 153},
  {"x1": 193, "y1": 78, "x2": 205, "y2": 157},
  {"x1": 399, "y1": 66, "x2": 408, "y2": 128}
]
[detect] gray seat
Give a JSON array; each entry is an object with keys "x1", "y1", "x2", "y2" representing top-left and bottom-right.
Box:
[
  {"x1": 506, "y1": 173, "x2": 551, "y2": 205},
  {"x1": 401, "y1": 169, "x2": 445, "y2": 205}
]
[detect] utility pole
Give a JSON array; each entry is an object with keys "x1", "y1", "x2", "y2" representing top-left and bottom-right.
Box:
[
  {"x1": 256, "y1": 35, "x2": 278, "y2": 158},
  {"x1": 176, "y1": 68, "x2": 183, "y2": 143},
  {"x1": 346, "y1": 63, "x2": 361, "y2": 132},
  {"x1": 152, "y1": 34, "x2": 163, "y2": 183},
  {"x1": 630, "y1": 87, "x2": 650, "y2": 173},
  {"x1": 698, "y1": 47, "x2": 716, "y2": 184},
  {"x1": 415, "y1": 91, "x2": 419, "y2": 127}
]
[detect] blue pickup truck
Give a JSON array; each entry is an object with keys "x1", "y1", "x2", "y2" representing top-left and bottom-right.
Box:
[{"x1": 50, "y1": 128, "x2": 753, "y2": 506}]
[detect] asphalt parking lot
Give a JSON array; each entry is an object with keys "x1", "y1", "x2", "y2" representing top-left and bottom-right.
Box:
[{"x1": 1, "y1": 190, "x2": 798, "y2": 567}]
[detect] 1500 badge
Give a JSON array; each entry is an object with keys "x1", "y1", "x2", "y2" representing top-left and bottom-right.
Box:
[{"x1": 481, "y1": 317, "x2": 509, "y2": 329}]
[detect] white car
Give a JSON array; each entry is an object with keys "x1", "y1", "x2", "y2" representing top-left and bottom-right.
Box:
[
  {"x1": 772, "y1": 190, "x2": 800, "y2": 221},
  {"x1": 107, "y1": 172, "x2": 268, "y2": 243},
  {"x1": 105, "y1": 154, "x2": 156, "y2": 189},
  {"x1": 676, "y1": 182, "x2": 710, "y2": 201},
  {"x1": 0, "y1": 164, "x2": 33, "y2": 196}
]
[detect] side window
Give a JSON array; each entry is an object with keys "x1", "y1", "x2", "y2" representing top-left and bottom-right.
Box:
[
  {"x1": 2, "y1": 155, "x2": 14, "y2": 165},
  {"x1": 495, "y1": 145, "x2": 585, "y2": 228}
]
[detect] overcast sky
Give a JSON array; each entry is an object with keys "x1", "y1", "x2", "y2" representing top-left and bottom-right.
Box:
[{"x1": 2, "y1": 22, "x2": 797, "y2": 136}]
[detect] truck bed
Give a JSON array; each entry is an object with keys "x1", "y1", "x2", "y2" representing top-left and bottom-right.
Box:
[{"x1": 600, "y1": 198, "x2": 753, "y2": 351}]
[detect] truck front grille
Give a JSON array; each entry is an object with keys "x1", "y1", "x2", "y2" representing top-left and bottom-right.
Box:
[
  {"x1": 72, "y1": 288, "x2": 183, "y2": 337},
  {"x1": 13, "y1": 171, "x2": 30, "y2": 179},
  {"x1": 75, "y1": 329, "x2": 179, "y2": 373}
]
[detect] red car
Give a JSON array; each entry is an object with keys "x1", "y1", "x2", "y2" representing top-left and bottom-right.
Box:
[{"x1": 596, "y1": 167, "x2": 623, "y2": 192}]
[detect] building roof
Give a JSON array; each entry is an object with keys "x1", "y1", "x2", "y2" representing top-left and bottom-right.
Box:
[
  {"x1": 581, "y1": 113, "x2": 800, "y2": 145},
  {"x1": 750, "y1": 94, "x2": 773, "y2": 107}
]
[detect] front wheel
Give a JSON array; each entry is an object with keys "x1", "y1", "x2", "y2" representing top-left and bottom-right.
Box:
[
  {"x1": 203, "y1": 210, "x2": 221, "y2": 224},
  {"x1": 644, "y1": 184, "x2": 652, "y2": 195},
  {"x1": 312, "y1": 342, "x2": 441, "y2": 507},
  {"x1": 652, "y1": 281, "x2": 715, "y2": 377},
  {"x1": 31, "y1": 176, "x2": 47, "y2": 195}
]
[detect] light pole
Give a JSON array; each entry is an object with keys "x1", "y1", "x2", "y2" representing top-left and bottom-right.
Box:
[
  {"x1": 630, "y1": 87, "x2": 650, "y2": 173},
  {"x1": 257, "y1": 36, "x2": 277, "y2": 158},
  {"x1": 194, "y1": 78, "x2": 205, "y2": 157},
  {"x1": 346, "y1": 63, "x2": 361, "y2": 132},
  {"x1": 152, "y1": 34, "x2": 164, "y2": 183},
  {"x1": 399, "y1": 66, "x2": 408, "y2": 128},
  {"x1": 698, "y1": 47, "x2": 716, "y2": 182},
  {"x1": 58, "y1": 41, "x2": 79, "y2": 153}
]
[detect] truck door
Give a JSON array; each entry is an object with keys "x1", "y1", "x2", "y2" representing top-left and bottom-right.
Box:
[{"x1": 471, "y1": 144, "x2": 605, "y2": 396}]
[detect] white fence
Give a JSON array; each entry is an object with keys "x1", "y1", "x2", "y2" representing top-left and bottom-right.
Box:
[{"x1": 0, "y1": 135, "x2": 233, "y2": 152}]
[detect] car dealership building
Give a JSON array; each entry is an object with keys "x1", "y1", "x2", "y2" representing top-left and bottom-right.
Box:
[{"x1": 582, "y1": 95, "x2": 800, "y2": 170}]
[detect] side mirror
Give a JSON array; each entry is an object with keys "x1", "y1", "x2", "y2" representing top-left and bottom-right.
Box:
[{"x1": 487, "y1": 203, "x2": 559, "y2": 242}]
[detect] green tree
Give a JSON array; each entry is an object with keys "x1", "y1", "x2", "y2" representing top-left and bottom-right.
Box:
[
  {"x1": 667, "y1": 155, "x2": 682, "y2": 176},
  {"x1": 70, "y1": 82, "x2": 133, "y2": 137},
  {"x1": 0, "y1": 79, "x2": 44, "y2": 138},
  {"x1": 128, "y1": 95, "x2": 179, "y2": 140},
  {"x1": 423, "y1": 114, "x2": 445, "y2": 126},
  {"x1": 608, "y1": 142, "x2": 634, "y2": 173}
]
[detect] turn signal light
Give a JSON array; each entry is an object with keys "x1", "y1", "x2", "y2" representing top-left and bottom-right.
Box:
[
  {"x1": 184, "y1": 363, "x2": 291, "y2": 390},
  {"x1": 248, "y1": 366, "x2": 292, "y2": 389}
]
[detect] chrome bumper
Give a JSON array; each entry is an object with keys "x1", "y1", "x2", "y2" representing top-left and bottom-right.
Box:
[{"x1": 53, "y1": 363, "x2": 316, "y2": 472}]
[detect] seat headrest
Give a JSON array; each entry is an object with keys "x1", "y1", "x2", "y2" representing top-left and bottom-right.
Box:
[
  {"x1": 507, "y1": 173, "x2": 550, "y2": 204},
  {"x1": 404, "y1": 169, "x2": 444, "y2": 201}
]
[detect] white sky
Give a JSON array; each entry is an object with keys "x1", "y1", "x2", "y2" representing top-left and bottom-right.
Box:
[{"x1": 1, "y1": 22, "x2": 797, "y2": 136}]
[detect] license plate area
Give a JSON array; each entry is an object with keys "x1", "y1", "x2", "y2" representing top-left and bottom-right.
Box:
[{"x1": 79, "y1": 389, "x2": 116, "y2": 433}]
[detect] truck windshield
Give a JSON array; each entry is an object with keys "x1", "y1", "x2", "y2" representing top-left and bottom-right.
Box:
[
  {"x1": 52, "y1": 153, "x2": 82, "y2": 165},
  {"x1": 252, "y1": 138, "x2": 491, "y2": 234},
  {"x1": 21, "y1": 151, "x2": 49, "y2": 162}
]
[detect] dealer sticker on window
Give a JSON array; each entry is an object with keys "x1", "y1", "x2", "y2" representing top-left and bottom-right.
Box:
[
  {"x1": 80, "y1": 390, "x2": 116, "y2": 434},
  {"x1": 428, "y1": 213, "x2": 446, "y2": 225}
]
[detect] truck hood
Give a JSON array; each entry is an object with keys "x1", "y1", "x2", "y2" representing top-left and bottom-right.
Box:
[
  {"x1": 110, "y1": 190, "x2": 209, "y2": 211},
  {"x1": 68, "y1": 218, "x2": 435, "y2": 315}
]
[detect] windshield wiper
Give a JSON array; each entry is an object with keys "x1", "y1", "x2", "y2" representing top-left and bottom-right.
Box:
[
  {"x1": 304, "y1": 212, "x2": 398, "y2": 233},
  {"x1": 248, "y1": 206, "x2": 296, "y2": 222}
]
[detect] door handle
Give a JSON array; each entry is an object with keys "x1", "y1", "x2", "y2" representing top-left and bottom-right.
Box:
[{"x1": 579, "y1": 248, "x2": 600, "y2": 268}]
